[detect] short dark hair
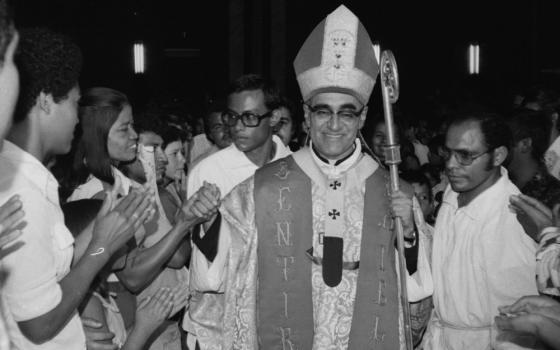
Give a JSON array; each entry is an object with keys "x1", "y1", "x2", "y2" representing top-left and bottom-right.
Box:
[
  {"x1": 447, "y1": 112, "x2": 512, "y2": 152},
  {"x1": 227, "y1": 74, "x2": 281, "y2": 111},
  {"x1": 278, "y1": 95, "x2": 295, "y2": 119},
  {"x1": 14, "y1": 27, "x2": 82, "y2": 123},
  {"x1": 507, "y1": 109, "x2": 551, "y2": 161},
  {"x1": 0, "y1": 0, "x2": 14, "y2": 64},
  {"x1": 160, "y1": 124, "x2": 185, "y2": 149},
  {"x1": 74, "y1": 87, "x2": 130, "y2": 186},
  {"x1": 203, "y1": 98, "x2": 227, "y2": 136},
  {"x1": 133, "y1": 110, "x2": 165, "y2": 136},
  {"x1": 401, "y1": 170, "x2": 433, "y2": 202},
  {"x1": 274, "y1": 95, "x2": 299, "y2": 136}
]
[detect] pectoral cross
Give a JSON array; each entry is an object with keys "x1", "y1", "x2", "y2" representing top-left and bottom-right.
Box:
[
  {"x1": 329, "y1": 180, "x2": 341, "y2": 190},
  {"x1": 328, "y1": 209, "x2": 340, "y2": 220}
]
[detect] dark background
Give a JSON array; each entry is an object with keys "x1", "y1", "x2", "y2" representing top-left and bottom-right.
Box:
[{"x1": 14, "y1": 0, "x2": 560, "y2": 118}]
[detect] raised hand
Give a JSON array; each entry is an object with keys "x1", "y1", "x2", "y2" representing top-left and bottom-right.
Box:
[
  {"x1": 390, "y1": 190, "x2": 415, "y2": 239},
  {"x1": 509, "y1": 194, "x2": 560, "y2": 240},
  {"x1": 89, "y1": 188, "x2": 155, "y2": 256},
  {"x1": 178, "y1": 181, "x2": 221, "y2": 226},
  {"x1": 0, "y1": 195, "x2": 25, "y2": 260},
  {"x1": 134, "y1": 287, "x2": 174, "y2": 334}
]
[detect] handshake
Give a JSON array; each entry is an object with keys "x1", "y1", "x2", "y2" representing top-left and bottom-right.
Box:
[{"x1": 177, "y1": 181, "x2": 221, "y2": 226}]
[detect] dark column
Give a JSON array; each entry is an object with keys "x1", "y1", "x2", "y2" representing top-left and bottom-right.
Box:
[
  {"x1": 228, "y1": 0, "x2": 287, "y2": 92},
  {"x1": 229, "y1": 0, "x2": 246, "y2": 82},
  {"x1": 270, "y1": 0, "x2": 287, "y2": 92}
]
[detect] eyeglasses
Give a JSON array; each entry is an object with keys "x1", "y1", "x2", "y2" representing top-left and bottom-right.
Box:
[
  {"x1": 221, "y1": 109, "x2": 273, "y2": 128},
  {"x1": 304, "y1": 103, "x2": 364, "y2": 122},
  {"x1": 440, "y1": 146, "x2": 492, "y2": 166}
]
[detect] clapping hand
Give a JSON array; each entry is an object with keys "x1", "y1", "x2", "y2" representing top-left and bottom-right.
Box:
[
  {"x1": 0, "y1": 195, "x2": 25, "y2": 260},
  {"x1": 134, "y1": 287, "x2": 174, "y2": 334},
  {"x1": 89, "y1": 188, "x2": 155, "y2": 256}
]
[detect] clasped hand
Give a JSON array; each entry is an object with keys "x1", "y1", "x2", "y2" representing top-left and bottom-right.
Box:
[{"x1": 177, "y1": 181, "x2": 221, "y2": 226}]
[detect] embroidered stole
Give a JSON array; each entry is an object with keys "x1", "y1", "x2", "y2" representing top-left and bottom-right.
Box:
[{"x1": 254, "y1": 152, "x2": 400, "y2": 349}]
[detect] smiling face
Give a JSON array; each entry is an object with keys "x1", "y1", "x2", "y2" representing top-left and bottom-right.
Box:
[
  {"x1": 107, "y1": 105, "x2": 138, "y2": 162},
  {"x1": 304, "y1": 92, "x2": 366, "y2": 160}
]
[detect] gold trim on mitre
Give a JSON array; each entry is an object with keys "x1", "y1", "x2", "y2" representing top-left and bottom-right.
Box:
[{"x1": 295, "y1": 5, "x2": 378, "y2": 105}]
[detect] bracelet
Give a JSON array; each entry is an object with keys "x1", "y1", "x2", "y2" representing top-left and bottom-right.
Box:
[{"x1": 90, "y1": 247, "x2": 105, "y2": 256}]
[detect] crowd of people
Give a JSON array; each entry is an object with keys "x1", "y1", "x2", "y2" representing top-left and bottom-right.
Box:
[{"x1": 0, "y1": 2, "x2": 560, "y2": 350}]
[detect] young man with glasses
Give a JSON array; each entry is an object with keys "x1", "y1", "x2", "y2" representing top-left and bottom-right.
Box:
[
  {"x1": 420, "y1": 112, "x2": 539, "y2": 349},
  {"x1": 183, "y1": 73, "x2": 291, "y2": 350},
  {"x1": 198, "y1": 5, "x2": 433, "y2": 349}
]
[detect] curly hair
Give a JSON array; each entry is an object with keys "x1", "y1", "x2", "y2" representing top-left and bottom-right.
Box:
[
  {"x1": 0, "y1": 0, "x2": 14, "y2": 64},
  {"x1": 14, "y1": 27, "x2": 82, "y2": 123}
]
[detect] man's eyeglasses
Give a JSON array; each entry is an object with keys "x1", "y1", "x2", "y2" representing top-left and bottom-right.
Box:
[
  {"x1": 440, "y1": 146, "x2": 492, "y2": 166},
  {"x1": 304, "y1": 103, "x2": 364, "y2": 122},
  {"x1": 221, "y1": 110, "x2": 272, "y2": 128}
]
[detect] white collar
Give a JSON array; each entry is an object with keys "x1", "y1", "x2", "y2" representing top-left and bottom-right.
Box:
[
  {"x1": 445, "y1": 167, "x2": 513, "y2": 220},
  {"x1": 310, "y1": 139, "x2": 362, "y2": 178},
  {"x1": 227, "y1": 134, "x2": 292, "y2": 168}
]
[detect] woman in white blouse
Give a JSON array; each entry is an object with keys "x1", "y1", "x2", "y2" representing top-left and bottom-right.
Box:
[{"x1": 67, "y1": 88, "x2": 215, "y2": 347}]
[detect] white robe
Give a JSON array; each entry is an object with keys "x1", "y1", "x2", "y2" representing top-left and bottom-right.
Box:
[{"x1": 424, "y1": 168, "x2": 539, "y2": 350}]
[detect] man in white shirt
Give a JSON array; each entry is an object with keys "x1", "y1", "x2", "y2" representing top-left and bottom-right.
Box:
[
  {"x1": 424, "y1": 112, "x2": 539, "y2": 349},
  {"x1": 184, "y1": 74, "x2": 291, "y2": 350},
  {"x1": 0, "y1": 27, "x2": 153, "y2": 350}
]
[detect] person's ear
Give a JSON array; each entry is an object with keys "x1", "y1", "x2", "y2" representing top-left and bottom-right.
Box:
[
  {"x1": 303, "y1": 103, "x2": 312, "y2": 131},
  {"x1": 551, "y1": 112, "x2": 559, "y2": 128},
  {"x1": 518, "y1": 138, "x2": 532, "y2": 154},
  {"x1": 493, "y1": 145, "x2": 508, "y2": 166},
  {"x1": 38, "y1": 91, "x2": 52, "y2": 115},
  {"x1": 358, "y1": 106, "x2": 368, "y2": 130}
]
